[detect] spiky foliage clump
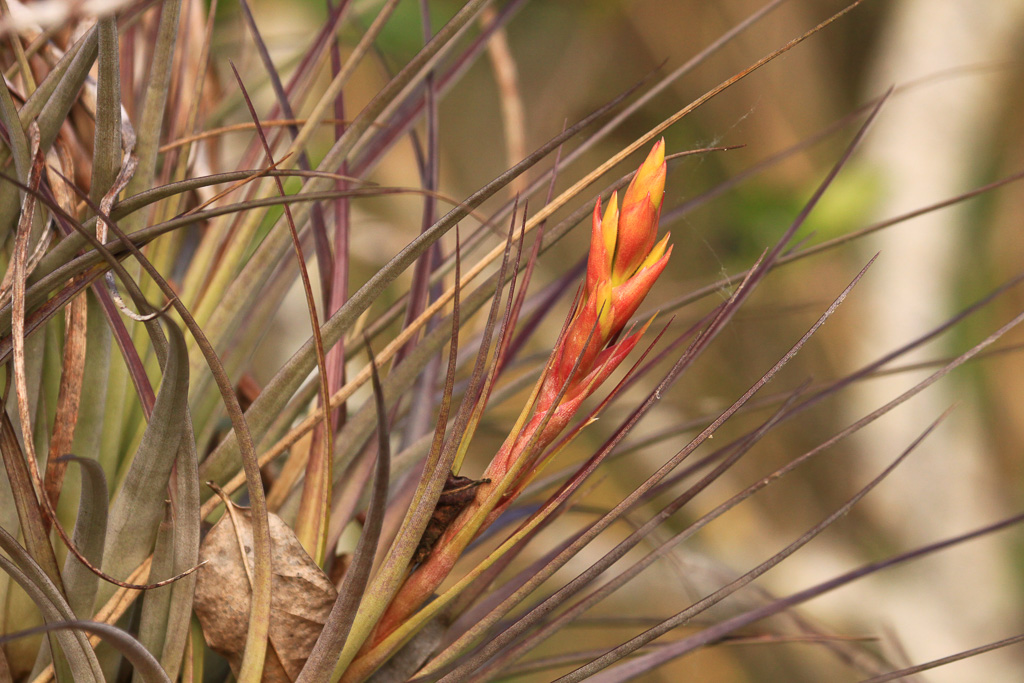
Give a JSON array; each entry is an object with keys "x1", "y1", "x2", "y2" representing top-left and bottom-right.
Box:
[{"x1": 1, "y1": 1, "x2": 1023, "y2": 682}]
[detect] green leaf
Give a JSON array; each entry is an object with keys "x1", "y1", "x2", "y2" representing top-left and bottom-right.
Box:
[
  {"x1": 16, "y1": 29, "x2": 97, "y2": 130},
  {"x1": 56, "y1": 455, "x2": 109, "y2": 620},
  {"x1": 90, "y1": 17, "x2": 123, "y2": 207},
  {"x1": 95, "y1": 320, "x2": 189, "y2": 606},
  {"x1": 156, "y1": 416, "x2": 200, "y2": 681},
  {"x1": 0, "y1": 75, "x2": 30, "y2": 243},
  {"x1": 124, "y1": 0, "x2": 180, "y2": 205},
  {"x1": 34, "y1": 32, "x2": 98, "y2": 155},
  {"x1": 134, "y1": 504, "x2": 174, "y2": 683}
]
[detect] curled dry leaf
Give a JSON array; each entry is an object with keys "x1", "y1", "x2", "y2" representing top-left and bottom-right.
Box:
[{"x1": 194, "y1": 503, "x2": 337, "y2": 682}]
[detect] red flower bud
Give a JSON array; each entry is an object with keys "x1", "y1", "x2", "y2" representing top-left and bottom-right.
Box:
[
  {"x1": 613, "y1": 139, "x2": 666, "y2": 284},
  {"x1": 539, "y1": 140, "x2": 671, "y2": 416}
]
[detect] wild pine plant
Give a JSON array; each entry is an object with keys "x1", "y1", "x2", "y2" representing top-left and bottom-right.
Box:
[{"x1": 0, "y1": 1, "x2": 1022, "y2": 682}]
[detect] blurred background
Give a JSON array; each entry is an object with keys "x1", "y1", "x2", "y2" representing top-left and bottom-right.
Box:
[{"x1": 217, "y1": 1, "x2": 1024, "y2": 680}]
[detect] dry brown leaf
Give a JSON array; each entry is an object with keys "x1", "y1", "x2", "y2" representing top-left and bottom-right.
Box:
[{"x1": 194, "y1": 503, "x2": 337, "y2": 682}]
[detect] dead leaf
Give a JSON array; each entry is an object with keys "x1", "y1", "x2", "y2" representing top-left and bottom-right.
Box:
[{"x1": 194, "y1": 504, "x2": 337, "y2": 682}]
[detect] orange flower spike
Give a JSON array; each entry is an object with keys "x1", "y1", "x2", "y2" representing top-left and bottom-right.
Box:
[
  {"x1": 611, "y1": 139, "x2": 666, "y2": 284},
  {"x1": 369, "y1": 143, "x2": 673, "y2": 648},
  {"x1": 542, "y1": 140, "x2": 671, "y2": 413}
]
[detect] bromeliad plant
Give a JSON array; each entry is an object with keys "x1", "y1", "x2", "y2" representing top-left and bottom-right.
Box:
[
  {"x1": 345, "y1": 142, "x2": 672, "y2": 679},
  {"x1": 2, "y1": 1, "x2": 1024, "y2": 682}
]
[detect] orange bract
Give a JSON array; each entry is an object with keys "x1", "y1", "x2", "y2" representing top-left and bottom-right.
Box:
[{"x1": 541, "y1": 139, "x2": 672, "y2": 417}]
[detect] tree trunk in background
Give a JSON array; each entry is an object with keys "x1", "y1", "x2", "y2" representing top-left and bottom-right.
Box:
[{"x1": 848, "y1": 2, "x2": 1024, "y2": 680}]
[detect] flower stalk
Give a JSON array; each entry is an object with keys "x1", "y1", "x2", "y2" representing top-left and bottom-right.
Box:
[{"x1": 360, "y1": 141, "x2": 673, "y2": 664}]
